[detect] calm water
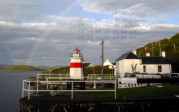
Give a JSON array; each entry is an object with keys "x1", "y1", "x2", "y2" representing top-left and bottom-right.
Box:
[{"x1": 0, "y1": 71, "x2": 41, "y2": 112}]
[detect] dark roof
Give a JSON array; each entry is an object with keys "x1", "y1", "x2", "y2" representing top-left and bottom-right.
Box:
[
  {"x1": 83, "y1": 63, "x2": 91, "y2": 67},
  {"x1": 140, "y1": 56, "x2": 170, "y2": 64},
  {"x1": 112, "y1": 62, "x2": 116, "y2": 65},
  {"x1": 116, "y1": 52, "x2": 140, "y2": 61}
]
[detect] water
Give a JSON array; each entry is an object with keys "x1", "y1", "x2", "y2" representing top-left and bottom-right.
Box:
[
  {"x1": 1, "y1": 71, "x2": 179, "y2": 112},
  {"x1": 0, "y1": 71, "x2": 41, "y2": 112}
]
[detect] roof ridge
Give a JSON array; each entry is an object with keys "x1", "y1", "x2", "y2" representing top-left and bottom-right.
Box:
[
  {"x1": 116, "y1": 51, "x2": 140, "y2": 61},
  {"x1": 123, "y1": 52, "x2": 131, "y2": 59}
]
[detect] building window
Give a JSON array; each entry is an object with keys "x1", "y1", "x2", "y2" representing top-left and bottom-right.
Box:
[
  {"x1": 158, "y1": 66, "x2": 162, "y2": 72},
  {"x1": 143, "y1": 66, "x2": 146, "y2": 72}
]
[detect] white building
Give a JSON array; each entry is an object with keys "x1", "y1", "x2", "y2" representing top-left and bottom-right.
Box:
[
  {"x1": 103, "y1": 58, "x2": 114, "y2": 69},
  {"x1": 103, "y1": 58, "x2": 117, "y2": 75},
  {"x1": 103, "y1": 58, "x2": 113, "y2": 66},
  {"x1": 116, "y1": 50, "x2": 171, "y2": 78}
]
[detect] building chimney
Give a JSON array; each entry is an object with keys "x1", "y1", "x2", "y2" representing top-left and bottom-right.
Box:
[
  {"x1": 162, "y1": 51, "x2": 166, "y2": 57},
  {"x1": 146, "y1": 50, "x2": 150, "y2": 56},
  {"x1": 133, "y1": 48, "x2": 137, "y2": 55}
]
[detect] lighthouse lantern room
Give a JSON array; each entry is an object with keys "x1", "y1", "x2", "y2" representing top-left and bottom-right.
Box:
[{"x1": 70, "y1": 49, "x2": 84, "y2": 80}]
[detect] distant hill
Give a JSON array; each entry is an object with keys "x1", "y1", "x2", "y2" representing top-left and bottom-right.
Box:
[
  {"x1": 1, "y1": 65, "x2": 42, "y2": 71},
  {"x1": 136, "y1": 33, "x2": 179, "y2": 72},
  {"x1": 0, "y1": 64, "x2": 14, "y2": 69},
  {"x1": 33, "y1": 66, "x2": 65, "y2": 72}
]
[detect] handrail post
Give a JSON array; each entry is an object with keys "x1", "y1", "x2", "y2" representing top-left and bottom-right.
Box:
[
  {"x1": 22, "y1": 80, "x2": 24, "y2": 98},
  {"x1": 93, "y1": 76, "x2": 96, "y2": 89},
  {"x1": 47, "y1": 78, "x2": 49, "y2": 90},
  {"x1": 71, "y1": 81, "x2": 73, "y2": 100},
  {"x1": 115, "y1": 76, "x2": 117, "y2": 100},
  {"x1": 37, "y1": 78, "x2": 39, "y2": 93},
  {"x1": 28, "y1": 81, "x2": 30, "y2": 100}
]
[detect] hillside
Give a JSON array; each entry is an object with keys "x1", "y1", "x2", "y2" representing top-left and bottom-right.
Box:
[
  {"x1": 136, "y1": 33, "x2": 179, "y2": 72},
  {"x1": 51, "y1": 65, "x2": 112, "y2": 76},
  {"x1": 51, "y1": 67, "x2": 70, "y2": 74},
  {"x1": 1, "y1": 65, "x2": 42, "y2": 71}
]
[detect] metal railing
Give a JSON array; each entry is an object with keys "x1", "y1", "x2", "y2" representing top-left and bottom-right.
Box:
[
  {"x1": 36, "y1": 74, "x2": 117, "y2": 81},
  {"x1": 22, "y1": 80, "x2": 117, "y2": 100},
  {"x1": 87, "y1": 74, "x2": 117, "y2": 81}
]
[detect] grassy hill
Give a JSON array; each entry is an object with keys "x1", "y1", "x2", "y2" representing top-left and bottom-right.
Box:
[
  {"x1": 51, "y1": 65, "x2": 112, "y2": 76},
  {"x1": 51, "y1": 67, "x2": 70, "y2": 74},
  {"x1": 1, "y1": 65, "x2": 42, "y2": 71},
  {"x1": 136, "y1": 33, "x2": 179, "y2": 72}
]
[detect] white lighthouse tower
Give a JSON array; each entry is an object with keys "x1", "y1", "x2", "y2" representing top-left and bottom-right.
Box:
[{"x1": 70, "y1": 49, "x2": 84, "y2": 80}]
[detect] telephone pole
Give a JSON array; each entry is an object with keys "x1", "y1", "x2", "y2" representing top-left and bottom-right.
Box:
[{"x1": 101, "y1": 39, "x2": 104, "y2": 88}]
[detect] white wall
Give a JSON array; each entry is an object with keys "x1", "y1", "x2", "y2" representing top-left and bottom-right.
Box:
[
  {"x1": 143, "y1": 64, "x2": 171, "y2": 74},
  {"x1": 70, "y1": 68, "x2": 84, "y2": 79},
  {"x1": 119, "y1": 78, "x2": 137, "y2": 83},
  {"x1": 117, "y1": 59, "x2": 142, "y2": 77},
  {"x1": 70, "y1": 57, "x2": 84, "y2": 79},
  {"x1": 116, "y1": 59, "x2": 171, "y2": 77}
]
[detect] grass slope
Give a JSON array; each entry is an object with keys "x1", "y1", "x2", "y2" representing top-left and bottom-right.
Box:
[
  {"x1": 136, "y1": 33, "x2": 179, "y2": 72},
  {"x1": 91, "y1": 86, "x2": 179, "y2": 98},
  {"x1": 2, "y1": 65, "x2": 41, "y2": 71}
]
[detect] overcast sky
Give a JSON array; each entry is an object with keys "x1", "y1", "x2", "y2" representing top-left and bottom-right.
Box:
[{"x1": 0, "y1": 0, "x2": 179, "y2": 66}]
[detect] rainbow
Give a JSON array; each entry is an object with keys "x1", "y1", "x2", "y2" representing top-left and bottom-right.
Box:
[{"x1": 26, "y1": 0, "x2": 80, "y2": 65}]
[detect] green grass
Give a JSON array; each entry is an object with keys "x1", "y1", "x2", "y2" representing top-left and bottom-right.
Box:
[{"x1": 90, "y1": 86, "x2": 179, "y2": 98}]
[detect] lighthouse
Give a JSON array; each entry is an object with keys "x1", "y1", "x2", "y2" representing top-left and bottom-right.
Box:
[{"x1": 70, "y1": 49, "x2": 84, "y2": 80}]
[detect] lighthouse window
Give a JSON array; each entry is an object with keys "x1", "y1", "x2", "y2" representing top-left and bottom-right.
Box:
[
  {"x1": 143, "y1": 66, "x2": 146, "y2": 72},
  {"x1": 158, "y1": 66, "x2": 162, "y2": 72}
]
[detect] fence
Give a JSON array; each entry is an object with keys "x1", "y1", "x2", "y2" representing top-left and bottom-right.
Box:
[
  {"x1": 36, "y1": 74, "x2": 117, "y2": 81},
  {"x1": 22, "y1": 80, "x2": 117, "y2": 100}
]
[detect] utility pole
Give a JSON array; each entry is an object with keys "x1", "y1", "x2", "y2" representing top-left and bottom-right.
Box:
[{"x1": 100, "y1": 39, "x2": 104, "y2": 88}]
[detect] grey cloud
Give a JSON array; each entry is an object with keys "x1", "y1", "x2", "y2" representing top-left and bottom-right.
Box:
[
  {"x1": 81, "y1": 0, "x2": 179, "y2": 18},
  {"x1": 0, "y1": 16, "x2": 179, "y2": 66}
]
